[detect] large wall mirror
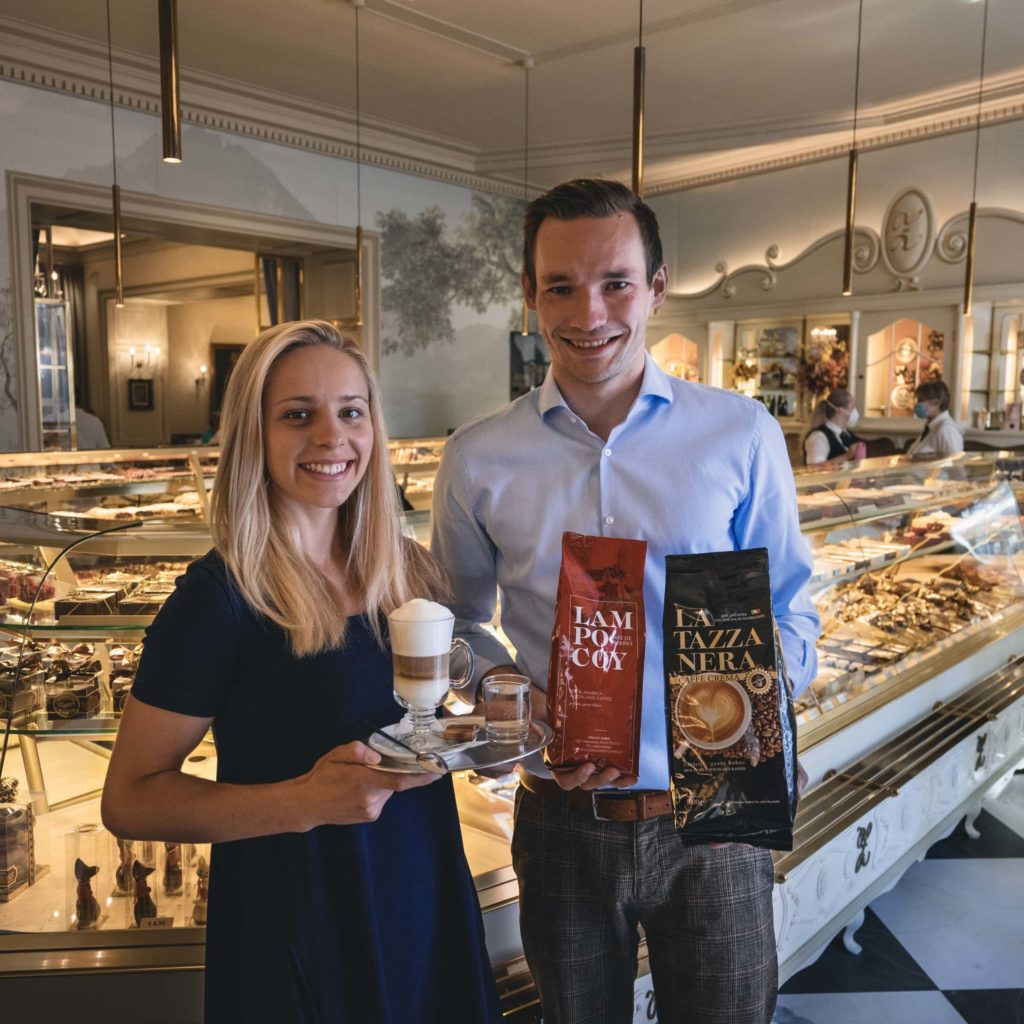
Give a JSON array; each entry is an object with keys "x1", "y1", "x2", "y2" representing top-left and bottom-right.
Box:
[{"x1": 9, "y1": 174, "x2": 371, "y2": 452}]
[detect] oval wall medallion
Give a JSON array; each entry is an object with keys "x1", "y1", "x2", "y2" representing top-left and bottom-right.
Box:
[{"x1": 882, "y1": 188, "x2": 936, "y2": 279}]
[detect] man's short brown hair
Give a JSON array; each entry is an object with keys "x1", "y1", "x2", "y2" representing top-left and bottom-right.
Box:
[
  {"x1": 522, "y1": 178, "x2": 664, "y2": 290},
  {"x1": 915, "y1": 379, "x2": 951, "y2": 411}
]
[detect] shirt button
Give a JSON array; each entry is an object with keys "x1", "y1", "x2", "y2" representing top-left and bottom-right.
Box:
[
  {"x1": 603, "y1": 448, "x2": 612, "y2": 457},
  {"x1": 605, "y1": 515, "x2": 615, "y2": 525},
  {"x1": 570, "y1": 416, "x2": 577, "y2": 424}
]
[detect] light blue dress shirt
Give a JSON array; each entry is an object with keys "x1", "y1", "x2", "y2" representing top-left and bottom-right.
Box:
[{"x1": 431, "y1": 355, "x2": 820, "y2": 791}]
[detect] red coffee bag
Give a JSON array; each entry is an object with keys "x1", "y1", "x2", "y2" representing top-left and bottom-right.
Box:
[{"x1": 545, "y1": 532, "x2": 647, "y2": 777}]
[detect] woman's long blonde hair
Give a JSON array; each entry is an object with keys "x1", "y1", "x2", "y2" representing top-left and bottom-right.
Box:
[{"x1": 210, "y1": 320, "x2": 444, "y2": 656}]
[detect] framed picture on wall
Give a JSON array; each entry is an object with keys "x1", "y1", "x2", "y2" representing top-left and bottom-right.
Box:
[
  {"x1": 127, "y1": 378, "x2": 154, "y2": 411},
  {"x1": 210, "y1": 343, "x2": 246, "y2": 415}
]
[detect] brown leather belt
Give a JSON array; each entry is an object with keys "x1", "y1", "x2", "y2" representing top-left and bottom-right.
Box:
[{"x1": 519, "y1": 773, "x2": 674, "y2": 822}]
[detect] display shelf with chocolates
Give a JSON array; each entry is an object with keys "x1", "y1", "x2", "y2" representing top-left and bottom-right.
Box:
[
  {"x1": 388, "y1": 437, "x2": 446, "y2": 511},
  {"x1": 0, "y1": 446, "x2": 219, "y2": 522},
  {"x1": 795, "y1": 454, "x2": 1024, "y2": 746}
]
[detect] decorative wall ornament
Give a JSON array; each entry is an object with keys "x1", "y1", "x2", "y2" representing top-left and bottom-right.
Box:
[
  {"x1": 689, "y1": 229, "x2": 881, "y2": 302},
  {"x1": 881, "y1": 187, "x2": 936, "y2": 290}
]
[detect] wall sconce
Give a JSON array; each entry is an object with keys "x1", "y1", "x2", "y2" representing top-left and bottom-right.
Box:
[
  {"x1": 195, "y1": 363, "x2": 208, "y2": 390},
  {"x1": 127, "y1": 345, "x2": 160, "y2": 373}
]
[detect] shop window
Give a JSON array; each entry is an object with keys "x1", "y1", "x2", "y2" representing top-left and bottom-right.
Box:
[{"x1": 865, "y1": 318, "x2": 944, "y2": 418}]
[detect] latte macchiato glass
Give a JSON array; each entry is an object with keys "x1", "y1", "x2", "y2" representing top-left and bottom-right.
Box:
[{"x1": 388, "y1": 599, "x2": 474, "y2": 751}]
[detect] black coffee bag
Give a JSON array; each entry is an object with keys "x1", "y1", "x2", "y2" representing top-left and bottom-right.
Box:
[{"x1": 663, "y1": 548, "x2": 798, "y2": 849}]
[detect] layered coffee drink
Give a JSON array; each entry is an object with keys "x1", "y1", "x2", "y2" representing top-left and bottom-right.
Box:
[
  {"x1": 386, "y1": 598, "x2": 474, "y2": 751},
  {"x1": 391, "y1": 652, "x2": 450, "y2": 710},
  {"x1": 388, "y1": 599, "x2": 454, "y2": 710}
]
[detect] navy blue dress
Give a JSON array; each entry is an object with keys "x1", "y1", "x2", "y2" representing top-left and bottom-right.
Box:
[{"x1": 130, "y1": 552, "x2": 501, "y2": 1024}]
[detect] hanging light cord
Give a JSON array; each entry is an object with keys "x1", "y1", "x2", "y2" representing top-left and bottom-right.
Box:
[
  {"x1": 105, "y1": 0, "x2": 119, "y2": 189},
  {"x1": 971, "y1": 0, "x2": 990, "y2": 204},
  {"x1": 354, "y1": 2, "x2": 362, "y2": 230},
  {"x1": 851, "y1": 0, "x2": 864, "y2": 148},
  {"x1": 524, "y1": 62, "x2": 530, "y2": 202}
]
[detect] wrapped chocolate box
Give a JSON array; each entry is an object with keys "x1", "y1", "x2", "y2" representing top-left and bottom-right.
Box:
[
  {"x1": 54, "y1": 589, "x2": 120, "y2": 618},
  {"x1": 45, "y1": 672, "x2": 102, "y2": 720},
  {"x1": 0, "y1": 780, "x2": 35, "y2": 903},
  {"x1": 545, "y1": 532, "x2": 647, "y2": 778},
  {"x1": 663, "y1": 548, "x2": 799, "y2": 849}
]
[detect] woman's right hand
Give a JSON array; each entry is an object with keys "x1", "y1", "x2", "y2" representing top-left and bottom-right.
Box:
[{"x1": 296, "y1": 741, "x2": 440, "y2": 829}]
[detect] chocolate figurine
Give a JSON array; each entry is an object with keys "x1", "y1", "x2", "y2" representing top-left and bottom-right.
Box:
[
  {"x1": 192, "y1": 856, "x2": 209, "y2": 926},
  {"x1": 163, "y1": 842, "x2": 182, "y2": 895},
  {"x1": 132, "y1": 860, "x2": 157, "y2": 926},
  {"x1": 114, "y1": 837, "x2": 134, "y2": 896},
  {"x1": 74, "y1": 858, "x2": 100, "y2": 930}
]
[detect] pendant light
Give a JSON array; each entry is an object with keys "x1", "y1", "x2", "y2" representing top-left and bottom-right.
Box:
[
  {"x1": 352, "y1": 0, "x2": 365, "y2": 329},
  {"x1": 842, "y1": 0, "x2": 865, "y2": 297},
  {"x1": 964, "y1": 0, "x2": 990, "y2": 317},
  {"x1": 521, "y1": 57, "x2": 533, "y2": 336},
  {"x1": 631, "y1": 0, "x2": 645, "y2": 196},
  {"x1": 158, "y1": 0, "x2": 182, "y2": 163},
  {"x1": 105, "y1": 0, "x2": 124, "y2": 308}
]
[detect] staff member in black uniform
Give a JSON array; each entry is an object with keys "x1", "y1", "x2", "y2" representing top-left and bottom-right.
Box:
[{"x1": 803, "y1": 388, "x2": 866, "y2": 466}]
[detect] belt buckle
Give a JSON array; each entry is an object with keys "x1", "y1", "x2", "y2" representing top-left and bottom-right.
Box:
[{"x1": 591, "y1": 792, "x2": 613, "y2": 822}]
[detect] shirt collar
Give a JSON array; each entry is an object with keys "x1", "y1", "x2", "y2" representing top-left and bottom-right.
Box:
[
  {"x1": 931, "y1": 409, "x2": 952, "y2": 427},
  {"x1": 538, "y1": 352, "x2": 674, "y2": 420}
]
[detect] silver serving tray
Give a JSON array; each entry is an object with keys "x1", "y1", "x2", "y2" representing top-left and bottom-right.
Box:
[{"x1": 369, "y1": 718, "x2": 553, "y2": 774}]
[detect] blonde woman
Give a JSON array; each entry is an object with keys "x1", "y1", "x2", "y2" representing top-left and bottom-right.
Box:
[
  {"x1": 102, "y1": 321, "x2": 500, "y2": 1024},
  {"x1": 803, "y1": 388, "x2": 867, "y2": 466}
]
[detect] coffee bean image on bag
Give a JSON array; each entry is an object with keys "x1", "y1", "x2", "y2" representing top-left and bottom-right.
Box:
[
  {"x1": 663, "y1": 548, "x2": 798, "y2": 849},
  {"x1": 545, "y1": 533, "x2": 647, "y2": 778}
]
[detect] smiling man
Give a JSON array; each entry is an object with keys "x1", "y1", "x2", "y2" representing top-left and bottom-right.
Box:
[{"x1": 431, "y1": 179, "x2": 820, "y2": 1024}]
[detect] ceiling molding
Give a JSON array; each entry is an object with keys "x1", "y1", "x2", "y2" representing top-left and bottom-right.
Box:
[
  {"x1": 366, "y1": 0, "x2": 529, "y2": 64},
  {"x1": 645, "y1": 96, "x2": 1024, "y2": 195},
  {"x1": 479, "y1": 67, "x2": 1024, "y2": 179},
  {"x1": 2, "y1": 13, "x2": 1023, "y2": 199},
  {"x1": 0, "y1": 14, "x2": 522, "y2": 199}
]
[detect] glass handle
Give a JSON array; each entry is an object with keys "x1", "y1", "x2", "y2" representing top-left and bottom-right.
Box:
[{"x1": 449, "y1": 637, "x2": 475, "y2": 691}]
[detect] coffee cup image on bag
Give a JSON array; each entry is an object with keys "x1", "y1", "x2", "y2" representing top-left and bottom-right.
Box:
[
  {"x1": 674, "y1": 675, "x2": 752, "y2": 750},
  {"x1": 387, "y1": 598, "x2": 474, "y2": 751}
]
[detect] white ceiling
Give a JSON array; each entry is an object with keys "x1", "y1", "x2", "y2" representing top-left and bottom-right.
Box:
[{"x1": 1, "y1": 0, "x2": 1021, "y2": 192}]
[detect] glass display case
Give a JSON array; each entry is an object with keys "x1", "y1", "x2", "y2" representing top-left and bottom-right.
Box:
[
  {"x1": 733, "y1": 320, "x2": 802, "y2": 418},
  {"x1": 793, "y1": 453, "x2": 1024, "y2": 744},
  {"x1": 1, "y1": 450, "x2": 1021, "y2": 1023},
  {"x1": 0, "y1": 447, "x2": 219, "y2": 522}
]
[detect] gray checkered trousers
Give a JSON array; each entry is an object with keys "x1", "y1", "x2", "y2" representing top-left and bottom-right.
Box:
[{"x1": 512, "y1": 788, "x2": 778, "y2": 1024}]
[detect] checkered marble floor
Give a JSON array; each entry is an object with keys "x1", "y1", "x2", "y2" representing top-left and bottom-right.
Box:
[{"x1": 774, "y1": 771, "x2": 1024, "y2": 1024}]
